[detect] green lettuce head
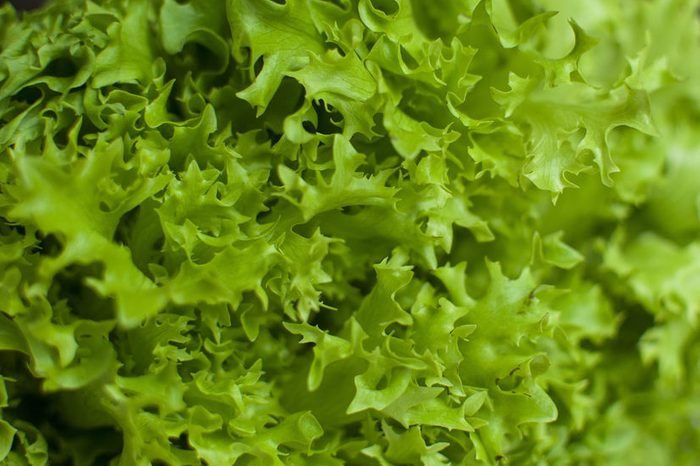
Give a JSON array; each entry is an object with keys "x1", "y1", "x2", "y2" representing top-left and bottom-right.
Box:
[{"x1": 1, "y1": 0, "x2": 699, "y2": 464}]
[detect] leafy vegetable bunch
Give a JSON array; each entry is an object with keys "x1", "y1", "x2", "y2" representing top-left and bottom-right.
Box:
[{"x1": 1, "y1": 0, "x2": 699, "y2": 464}]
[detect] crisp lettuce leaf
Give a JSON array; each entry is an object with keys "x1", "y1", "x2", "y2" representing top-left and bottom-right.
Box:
[{"x1": 1, "y1": 0, "x2": 700, "y2": 464}]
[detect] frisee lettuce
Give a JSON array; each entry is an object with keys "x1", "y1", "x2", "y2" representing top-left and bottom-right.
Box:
[{"x1": 1, "y1": 0, "x2": 699, "y2": 464}]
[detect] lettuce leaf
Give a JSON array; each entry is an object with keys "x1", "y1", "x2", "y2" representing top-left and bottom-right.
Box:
[{"x1": 1, "y1": 0, "x2": 700, "y2": 465}]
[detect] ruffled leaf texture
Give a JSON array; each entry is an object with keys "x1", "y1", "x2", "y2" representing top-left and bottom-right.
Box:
[{"x1": 0, "y1": 0, "x2": 699, "y2": 464}]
